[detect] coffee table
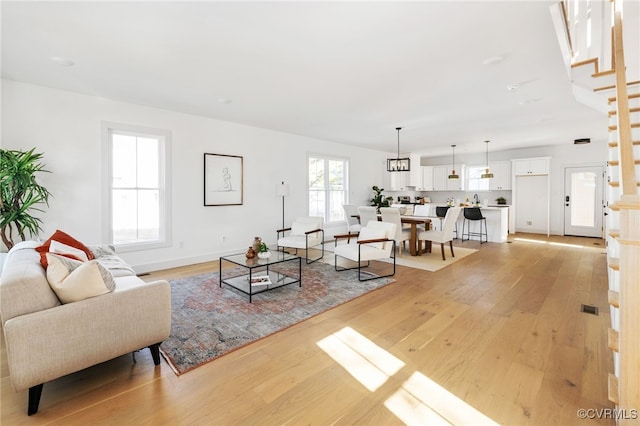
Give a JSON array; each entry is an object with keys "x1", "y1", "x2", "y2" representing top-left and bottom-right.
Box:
[{"x1": 219, "y1": 250, "x2": 302, "y2": 302}]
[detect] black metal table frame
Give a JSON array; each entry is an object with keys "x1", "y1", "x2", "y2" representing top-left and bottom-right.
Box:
[{"x1": 219, "y1": 252, "x2": 302, "y2": 302}]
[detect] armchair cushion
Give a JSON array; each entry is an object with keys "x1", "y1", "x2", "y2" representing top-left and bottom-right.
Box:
[
  {"x1": 357, "y1": 227, "x2": 386, "y2": 249},
  {"x1": 291, "y1": 221, "x2": 318, "y2": 236}
]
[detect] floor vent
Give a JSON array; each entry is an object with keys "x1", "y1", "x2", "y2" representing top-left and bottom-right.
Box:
[
  {"x1": 137, "y1": 273, "x2": 150, "y2": 277},
  {"x1": 581, "y1": 304, "x2": 599, "y2": 315}
]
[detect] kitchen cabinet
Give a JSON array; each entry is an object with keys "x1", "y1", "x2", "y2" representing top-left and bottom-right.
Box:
[
  {"x1": 422, "y1": 166, "x2": 434, "y2": 191},
  {"x1": 408, "y1": 154, "x2": 425, "y2": 189},
  {"x1": 513, "y1": 158, "x2": 549, "y2": 176},
  {"x1": 489, "y1": 161, "x2": 511, "y2": 190},
  {"x1": 389, "y1": 171, "x2": 409, "y2": 191},
  {"x1": 433, "y1": 165, "x2": 465, "y2": 190}
]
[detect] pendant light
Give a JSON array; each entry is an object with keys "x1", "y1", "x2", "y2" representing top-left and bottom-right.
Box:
[
  {"x1": 481, "y1": 140, "x2": 494, "y2": 179},
  {"x1": 387, "y1": 127, "x2": 410, "y2": 172},
  {"x1": 448, "y1": 144, "x2": 459, "y2": 179}
]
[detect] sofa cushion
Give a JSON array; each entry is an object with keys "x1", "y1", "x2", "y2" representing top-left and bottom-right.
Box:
[
  {"x1": 36, "y1": 230, "x2": 95, "y2": 268},
  {"x1": 49, "y1": 240, "x2": 90, "y2": 261},
  {"x1": 46, "y1": 253, "x2": 116, "y2": 303}
]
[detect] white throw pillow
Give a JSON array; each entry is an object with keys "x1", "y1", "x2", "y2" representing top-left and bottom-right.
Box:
[
  {"x1": 357, "y1": 227, "x2": 387, "y2": 249},
  {"x1": 49, "y1": 239, "x2": 90, "y2": 261},
  {"x1": 46, "y1": 253, "x2": 116, "y2": 304},
  {"x1": 291, "y1": 222, "x2": 318, "y2": 236}
]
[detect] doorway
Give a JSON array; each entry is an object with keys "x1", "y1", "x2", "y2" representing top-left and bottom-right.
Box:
[{"x1": 564, "y1": 166, "x2": 604, "y2": 238}]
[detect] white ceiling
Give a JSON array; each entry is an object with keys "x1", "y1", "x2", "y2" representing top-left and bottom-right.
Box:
[{"x1": 1, "y1": 1, "x2": 609, "y2": 157}]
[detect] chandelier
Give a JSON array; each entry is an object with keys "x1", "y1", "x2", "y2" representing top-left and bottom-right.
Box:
[{"x1": 387, "y1": 127, "x2": 410, "y2": 172}]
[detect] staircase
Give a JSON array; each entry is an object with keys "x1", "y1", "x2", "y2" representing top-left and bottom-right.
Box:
[{"x1": 551, "y1": 0, "x2": 640, "y2": 422}]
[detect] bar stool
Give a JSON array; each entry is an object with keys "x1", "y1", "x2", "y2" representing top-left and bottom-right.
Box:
[
  {"x1": 436, "y1": 206, "x2": 458, "y2": 239},
  {"x1": 462, "y1": 207, "x2": 487, "y2": 244}
]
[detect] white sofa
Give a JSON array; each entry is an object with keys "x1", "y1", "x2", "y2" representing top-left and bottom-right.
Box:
[{"x1": 0, "y1": 241, "x2": 171, "y2": 415}]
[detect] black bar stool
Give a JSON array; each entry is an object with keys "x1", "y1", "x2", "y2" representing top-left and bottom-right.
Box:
[
  {"x1": 462, "y1": 207, "x2": 487, "y2": 244},
  {"x1": 436, "y1": 206, "x2": 458, "y2": 239}
]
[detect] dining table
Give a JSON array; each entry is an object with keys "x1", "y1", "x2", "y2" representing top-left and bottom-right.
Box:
[{"x1": 353, "y1": 214, "x2": 432, "y2": 256}]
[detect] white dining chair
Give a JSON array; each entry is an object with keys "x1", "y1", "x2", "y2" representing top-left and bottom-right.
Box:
[
  {"x1": 380, "y1": 207, "x2": 411, "y2": 256},
  {"x1": 418, "y1": 206, "x2": 461, "y2": 260},
  {"x1": 357, "y1": 206, "x2": 378, "y2": 230}
]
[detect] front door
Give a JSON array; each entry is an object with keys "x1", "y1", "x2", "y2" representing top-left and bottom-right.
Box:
[{"x1": 564, "y1": 166, "x2": 604, "y2": 237}]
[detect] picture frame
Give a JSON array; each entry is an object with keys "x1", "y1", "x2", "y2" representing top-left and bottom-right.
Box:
[{"x1": 204, "y1": 153, "x2": 243, "y2": 206}]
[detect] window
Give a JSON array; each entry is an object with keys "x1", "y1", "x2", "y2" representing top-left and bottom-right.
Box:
[
  {"x1": 466, "y1": 165, "x2": 489, "y2": 191},
  {"x1": 102, "y1": 123, "x2": 171, "y2": 251},
  {"x1": 308, "y1": 155, "x2": 348, "y2": 223}
]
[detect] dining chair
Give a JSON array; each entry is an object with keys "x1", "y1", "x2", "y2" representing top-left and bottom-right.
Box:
[
  {"x1": 276, "y1": 216, "x2": 325, "y2": 263},
  {"x1": 413, "y1": 204, "x2": 435, "y2": 232},
  {"x1": 380, "y1": 207, "x2": 411, "y2": 256},
  {"x1": 333, "y1": 220, "x2": 397, "y2": 281},
  {"x1": 418, "y1": 206, "x2": 461, "y2": 260},
  {"x1": 436, "y1": 206, "x2": 458, "y2": 238},
  {"x1": 357, "y1": 206, "x2": 378, "y2": 230},
  {"x1": 413, "y1": 204, "x2": 432, "y2": 217},
  {"x1": 461, "y1": 207, "x2": 488, "y2": 244}
]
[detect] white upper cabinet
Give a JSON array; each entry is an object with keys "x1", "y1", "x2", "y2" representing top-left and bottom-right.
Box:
[
  {"x1": 409, "y1": 154, "x2": 425, "y2": 189},
  {"x1": 433, "y1": 164, "x2": 465, "y2": 190},
  {"x1": 389, "y1": 171, "x2": 410, "y2": 191},
  {"x1": 513, "y1": 158, "x2": 550, "y2": 176},
  {"x1": 422, "y1": 166, "x2": 434, "y2": 191},
  {"x1": 489, "y1": 161, "x2": 512, "y2": 190}
]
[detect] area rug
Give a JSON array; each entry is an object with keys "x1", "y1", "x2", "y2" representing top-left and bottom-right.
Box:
[
  {"x1": 322, "y1": 245, "x2": 477, "y2": 272},
  {"x1": 390, "y1": 246, "x2": 478, "y2": 271},
  {"x1": 160, "y1": 260, "x2": 394, "y2": 375}
]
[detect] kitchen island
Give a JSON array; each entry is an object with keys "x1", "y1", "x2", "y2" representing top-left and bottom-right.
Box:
[{"x1": 427, "y1": 205, "x2": 510, "y2": 243}]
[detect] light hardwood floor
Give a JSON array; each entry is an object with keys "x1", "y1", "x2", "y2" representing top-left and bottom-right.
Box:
[{"x1": 1, "y1": 233, "x2": 614, "y2": 425}]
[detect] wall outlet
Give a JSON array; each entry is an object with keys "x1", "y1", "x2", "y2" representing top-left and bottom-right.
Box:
[
  {"x1": 222, "y1": 235, "x2": 226, "y2": 242},
  {"x1": 526, "y1": 221, "x2": 533, "y2": 225},
  {"x1": 179, "y1": 241, "x2": 184, "y2": 248}
]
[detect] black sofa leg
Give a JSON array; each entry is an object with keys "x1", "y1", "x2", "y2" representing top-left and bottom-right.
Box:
[
  {"x1": 28, "y1": 384, "x2": 43, "y2": 415},
  {"x1": 149, "y1": 343, "x2": 162, "y2": 365}
]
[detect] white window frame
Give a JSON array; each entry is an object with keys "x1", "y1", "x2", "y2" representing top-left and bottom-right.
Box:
[
  {"x1": 101, "y1": 121, "x2": 172, "y2": 252},
  {"x1": 308, "y1": 154, "x2": 349, "y2": 225},
  {"x1": 466, "y1": 164, "x2": 490, "y2": 192}
]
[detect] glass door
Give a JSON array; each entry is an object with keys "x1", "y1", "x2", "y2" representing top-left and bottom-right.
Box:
[{"x1": 564, "y1": 166, "x2": 604, "y2": 237}]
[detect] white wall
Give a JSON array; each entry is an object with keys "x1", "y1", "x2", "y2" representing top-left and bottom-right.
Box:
[
  {"x1": 419, "y1": 142, "x2": 608, "y2": 235},
  {"x1": 1, "y1": 80, "x2": 389, "y2": 272}
]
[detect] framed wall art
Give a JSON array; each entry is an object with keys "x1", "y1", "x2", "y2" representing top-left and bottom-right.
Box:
[{"x1": 204, "y1": 153, "x2": 243, "y2": 206}]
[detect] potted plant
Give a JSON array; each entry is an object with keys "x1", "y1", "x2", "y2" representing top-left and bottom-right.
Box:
[
  {"x1": 495, "y1": 196, "x2": 507, "y2": 205},
  {"x1": 370, "y1": 185, "x2": 393, "y2": 213},
  {"x1": 257, "y1": 242, "x2": 271, "y2": 259},
  {"x1": 0, "y1": 148, "x2": 52, "y2": 250}
]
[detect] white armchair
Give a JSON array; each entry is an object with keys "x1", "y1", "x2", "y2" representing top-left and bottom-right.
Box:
[
  {"x1": 333, "y1": 221, "x2": 397, "y2": 281},
  {"x1": 277, "y1": 216, "x2": 325, "y2": 264},
  {"x1": 342, "y1": 204, "x2": 362, "y2": 234}
]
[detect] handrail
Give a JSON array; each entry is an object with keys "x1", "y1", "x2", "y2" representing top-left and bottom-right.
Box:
[{"x1": 612, "y1": 3, "x2": 638, "y2": 194}]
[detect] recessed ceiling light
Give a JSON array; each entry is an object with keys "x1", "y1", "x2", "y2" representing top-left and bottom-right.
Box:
[
  {"x1": 217, "y1": 98, "x2": 232, "y2": 104},
  {"x1": 50, "y1": 56, "x2": 75, "y2": 67},
  {"x1": 482, "y1": 56, "x2": 504, "y2": 65}
]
